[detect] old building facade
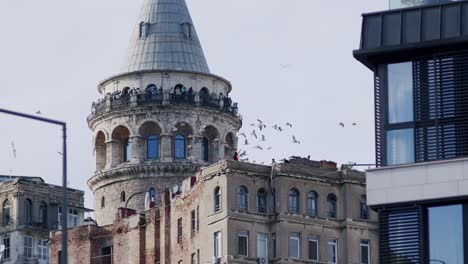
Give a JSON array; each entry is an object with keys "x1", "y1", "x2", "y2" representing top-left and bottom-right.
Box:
[
  {"x1": 87, "y1": 0, "x2": 241, "y2": 226},
  {"x1": 51, "y1": 159, "x2": 378, "y2": 264},
  {"x1": 0, "y1": 176, "x2": 86, "y2": 263}
]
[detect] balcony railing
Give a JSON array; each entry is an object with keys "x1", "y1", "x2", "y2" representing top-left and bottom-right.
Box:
[{"x1": 88, "y1": 91, "x2": 239, "y2": 122}]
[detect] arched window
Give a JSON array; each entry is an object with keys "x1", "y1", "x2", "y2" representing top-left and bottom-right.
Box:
[
  {"x1": 174, "y1": 134, "x2": 186, "y2": 159},
  {"x1": 199, "y1": 87, "x2": 209, "y2": 103},
  {"x1": 288, "y1": 189, "x2": 300, "y2": 214},
  {"x1": 24, "y1": 199, "x2": 32, "y2": 224},
  {"x1": 95, "y1": 131, "x2": 107, "y2": 171},
  {"x1": 214, "y1": 187, "x2": 221, "y2": 212},
  {"x1": 101, "y1": 197, "x2": 105, "y2": 208},
  {"x1": 146, "y1": 84, "x2": 157, "y2": 91},
  {"x1": 201, "y1": 137, "x2": 209, "y2": 162},
  {"x1": 124, "y1": 137, "x2": 132, "y2": 162},
  {"x1": 360, "y1": 195, "x2": 369, "y2": 219},
  {"x1": 39, "y1": 202, "x2": 47, "y2": 225},
  {"x1": 327, "y1": 194, "x2": 337, "y2": 218},
  {"x1": 257, "y1": 188, "x2": 267, "y2": 213},
  {"x1": 3, "y1": 200, "x2": 10, "y2": 225},
  {"x1": 237, "y1": 186, "x2": 248, "y2": 211},
  {"x1": 147, "y1": 134, "x2": 159, "y2": 159},
  {"x1": 307, "y1": 191, "x2": 318, "y2": 216},
  {"x1": 121, "y1": 191, "x2": 126, "y2": 203}
]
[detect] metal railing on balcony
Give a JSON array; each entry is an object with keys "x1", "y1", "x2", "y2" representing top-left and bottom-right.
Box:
[{"x1": 88, "y1": 91, "x2": 239, "y2": 122}]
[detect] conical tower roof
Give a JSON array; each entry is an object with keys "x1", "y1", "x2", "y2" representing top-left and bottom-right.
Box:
[{"x1": 121, "y1": 0, "x2": 210, "y2": 74}]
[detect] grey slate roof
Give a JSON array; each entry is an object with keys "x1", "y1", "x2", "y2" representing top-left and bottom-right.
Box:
[{"x1": 121, "y1": 0, "x2": 211, "y2": 74}]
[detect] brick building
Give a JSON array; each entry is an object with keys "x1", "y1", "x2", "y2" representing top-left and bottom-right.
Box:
[
  {"x1": 0, "y1": 176, "x2": 87, "y2": 263},
  {"x1": 50, "y1": 158, "x2": 378, "y2": 264}
]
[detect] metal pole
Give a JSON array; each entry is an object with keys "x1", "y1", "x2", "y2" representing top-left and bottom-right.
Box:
[
  {"x1": 61, "y1": 125, "x2": 68, "y2": 264},
  {"x1": 0, "y1": 108, "x2": 68, "y2": 264}
]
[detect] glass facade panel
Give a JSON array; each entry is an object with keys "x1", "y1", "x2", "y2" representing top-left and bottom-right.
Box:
[
  {"x1": 327, "y1": 239, "x2": 337, "y2": 264},
  {"x1": 288, "y1": 233, "x2": 300, "y2": 258},
  {"x1": 257, "y1": 233, "x2": 268, "y2": 258},
  {"x1": 387, "y1": 128, "x2": 414, "y2": 165},
  {"x1": 388, "y1": 62, "x2": 413, "y2": 124},
  {"x1": 428, "y1": 204, "x2": 464, "y2": 264}
]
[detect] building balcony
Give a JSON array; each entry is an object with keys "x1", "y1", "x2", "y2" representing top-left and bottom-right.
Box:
[
  {"x1": 87, "y1": 91, "x2": 240, "y2": 123},
  {"x1": 354, "y1": 0, "x2": 468, "y2": 69}
]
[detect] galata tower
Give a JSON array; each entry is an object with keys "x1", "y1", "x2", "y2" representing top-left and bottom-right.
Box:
[{"x1": 87, "y1": 0, "x2": 241, "y2": 225}]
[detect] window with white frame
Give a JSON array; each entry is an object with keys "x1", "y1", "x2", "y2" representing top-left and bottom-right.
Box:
[
  {"x1": 2, "y1": 236, "x2": 10, "y2": 260},
  {"x1": 24, "y1": 236, "x2": 33, "y2": 259},
  {"x1": 38, "y1": 239, "x2": 48, "y2": 261},
  {"x1": 288, "y1": 233, "x2": 300, "y2": 258},
  {"x1": 308, "y1": 235, "x2": 319, "y2": 261},
  {"x1": 68, "y1": 209, "x2": 78, "y2": 228},
  {"x1": 238, "y1": 231, "x2": 248, "y2": 256},
  {"x1": 214, "y1": 231, "x2": 222, "y2": 258},
  {"x1": 257, "y1": 233, "x2": 268, "y2": 258},
  {"x1": 327, "y1": 239, "x2": 338, "y2": 264},
  {"x1": 360, "y1": 240, "x2": 370, "y2": 264}
]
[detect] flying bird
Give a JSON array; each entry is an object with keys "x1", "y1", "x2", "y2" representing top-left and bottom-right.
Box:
[
  {"x1": 352, "y1": 123, "x2": 357, "y2": 126},
  {"x1": 292, "y1": 136, "x2": 301, "y2": 144},
  {"x1": 339, "y1": 122, "x2": 345, "y2": 128},
  {"x1": 280, "y1": 64, "x2": 291, "y2": 69},
  {"x1": 171, "y1": 127, "x2": 179, "y2": 132},
  {"x1": 244, "y1": 139, "x2": 249, "y2": 145},
  {"x1": 286, "y1": 122, "x2": 293, "y2": 128},
  {"x1": 251, "y1": 130, "x2": 258, "y2": 139},
  {"x1": 272, "y1": 124, "x2": 278, "y2": 130},
  {"x1": 36, "y1": 110, "x2": 42, "y2": 115},
  {"x1": 239, "y1": 132, "x2": 247, "y2": 138},
  {"x1": 239, "y1": 150, "x2": 247, "y2": 157},
  {"x1": 267, "y1": 146, "x2": 272, "y2": 150},
  {"x1": 278, "y1": 127, "x2": 283, "y2": 132},
  {"x1": 254, "y1": 145, "x2": 264, "y2": 150},
  {"x1": 250, "y1": 123, "x2": 255, "y2": 127},
  {"x1": 261, "y1": 135, "x2": 266, "y2": 141}
]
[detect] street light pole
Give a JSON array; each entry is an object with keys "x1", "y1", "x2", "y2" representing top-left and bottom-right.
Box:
[{"x1": 0, "y1": 108, "x2": 68, "y2": 264}]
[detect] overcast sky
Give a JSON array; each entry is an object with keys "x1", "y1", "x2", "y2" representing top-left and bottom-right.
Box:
[{"x1": 0, "y1": 0, "x2": 387, "y2": 209}]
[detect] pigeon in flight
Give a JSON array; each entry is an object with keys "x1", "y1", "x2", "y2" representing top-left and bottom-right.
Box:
[
  {"x1": 339, "y1": 122, "x2": 345, "y2": 128},
  {"x1": 36, "y1": 110, "x2": 42, "y2": 115},
  {"x1": 261, "y1": 135, "x2": 266, "y2": 141},
  {"x1": 239, "y1": 132, "x2": 247, "y2": 138},
  {"x1": 267, "y1": 146, "x2": 272, "y2": 150},
  {"x1": 292, "y1": 136, "x2": 301, "y2": 144},
  {"x1": 244, "y1": 139, "x2": 249, "y2": 145},
  {"x1": 352, "y1": 123, "x2": 357, "y2": 126},
  {"x1": 251, "y1": 130, "x2": 258, "y2": 139},
  {"x1": 272, "y1": 124, "x2": 278, "y2": 130},
  {"x1": 286, "y1": 122, "x2": 293, "y2": 128},
  {"x1": 254, "y1": 145, "x2": 264, "y2": 150}
]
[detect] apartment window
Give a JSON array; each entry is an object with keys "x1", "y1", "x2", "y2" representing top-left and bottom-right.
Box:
[
  {"x1": 3, "y1": 200, "x2": 10, "y2": 225},
  {"x1": 327, "y1": 194, "x2": 337, "y2": 218},
  {"x1": 102, "y1": 246, "x2": 112, "y2": 264},
  {"x1": 288, "y1": 233, "x2": 300, "y2": 258},
  {"x1": 327, "y1": 239, "x2": 338, "y2": 264},
  {"x1": 177, "y1": 218, "x2": 183, "y2": 243},
  {"x1": 2, "y1": 236, "x2": 10, "y2": 260},
  {"x1": 428, "y1": 204, "x2": 464, "y2": 263},
  {"x1": 24, "y1": 236, "x2": 33, "y2": 259},
  {"x1": 257, "y1": 188, "x2": 267, "y2": 213},
  {"x1": 387, "y1": 128, "x2": 414, "y2": 165},
  {"x1": 68, "y1": 209, "x2": 78, "y2": 227},
  {"x1": 238, "y1": 231, "x2": 248, "y2": 256},
  {"x1": 196, "y1": 206, "x2": 200, "y2": 231},
  {"x1": 101, "y1": 196, "x2": 105, "y2": 208},
  {"x1": 360, "y1": 195, "x2": 369, "y2": 220},
  {"x1": 191, "y1": 210, "x2": 196, "y2": 235},
  {"x1": 201, "y1": 137, "x2": 209, "y2": 162},
  {"x1": 24, "y1": 199, "x2": 32, "y2": 224},
  {"x1": 360, "y1": 240, "x2": 370, "y2": 264},
  {"x1": 307, "y1": 191, "x2": 318, "y2": 216},
  {"x1": 288, "y1": 188, "x2": 300, "y2": 214},
  {"x1": 237, "y1": 185, "x2": 248, "y2": 211},
  {"x1": 257, "y1": 233, "x2": 268, "y2": 258},
  {"x1": 38, "y1": 239, "x2": 48, "y2": 261},
  {"x1": 387, "y1": 62, "x2": 414, "y2": 124},
  {"x1": 214, "y1": 187, "x2": 221, "y2": 212},
  {"x1": 214, "y1": 231, "x2": 222, "y2": 258},
  {"x1": 191, "y1": 253, "x2": 196, "y2": 264},
  {"x1": 272, "y1": 233, "x2": 277, "y2": 258},
  {"x1": 308, "y1": 235, "x2": 319, "y2": 261}
]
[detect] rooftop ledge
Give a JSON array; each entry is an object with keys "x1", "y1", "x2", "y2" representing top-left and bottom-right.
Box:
[
  {"x1": 367, "y1": 156, "x2": 468, "y2": 172},
  {"x1": 354, "y1": 0, "x2": 468, "y2": 70}
]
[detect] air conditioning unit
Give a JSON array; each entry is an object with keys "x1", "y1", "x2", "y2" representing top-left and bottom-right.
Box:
[
  {"x1": 257, "y1": 257, "x2": 268, "y2": 264},
  {"x1": 210, "y1": 257, "x2": 220, "y2": 264}
]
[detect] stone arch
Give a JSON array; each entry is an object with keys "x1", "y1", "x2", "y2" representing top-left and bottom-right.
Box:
[
  {"x1": 171, "y1": 122, "x2": 193, "y2": 159},
  {"x1": 146, "y1": 84, "x2": 157, "y2": 92},
  {"x1": 224, "y1": 132, "x2": 236, "y2": 159},
  {"x1": 95, "y1": 131, "x2": 107, "y2": 171},
  {"x1": 202, "y1": 125, "x2": 220, "y2": 162},
  {"x1": 111, "y1": 125, "x2": 132, "y2": 165},
  {"x1": 199, "y1": 87, "x2": 210, "y2": 104},
  {"x1": 139, "y1": 121, "x2": 163, "y2": 160}
]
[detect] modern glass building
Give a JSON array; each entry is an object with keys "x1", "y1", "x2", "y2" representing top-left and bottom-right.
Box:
[{"x1": 354, "y1": 0, "x2": 468, "y2": 263}]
